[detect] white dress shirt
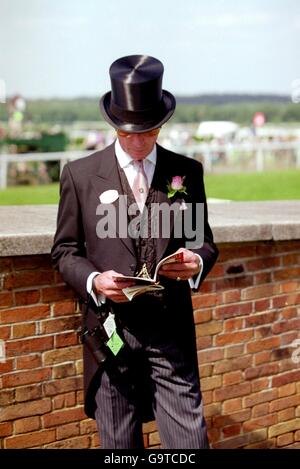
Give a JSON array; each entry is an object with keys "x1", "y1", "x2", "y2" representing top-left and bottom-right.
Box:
[{"x1": 87, "y1": 140, "x2": 203, "y2": 305}]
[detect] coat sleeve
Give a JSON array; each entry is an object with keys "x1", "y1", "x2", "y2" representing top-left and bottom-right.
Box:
[
  {"x1": 51, "y1": 164, "x2": 98, "y2": 302},
  {"x1": 188, "y1": 161, "x2": 219, "y2": 288}
]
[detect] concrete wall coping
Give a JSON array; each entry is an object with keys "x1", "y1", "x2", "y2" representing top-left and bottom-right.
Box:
[{"x1": 0, "y1": 201, "x2": 299, "y2": 256}]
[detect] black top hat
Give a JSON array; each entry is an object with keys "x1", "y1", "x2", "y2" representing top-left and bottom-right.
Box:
[{"x1": 99, "y1": 55, "x2": 176, "y2": 133}]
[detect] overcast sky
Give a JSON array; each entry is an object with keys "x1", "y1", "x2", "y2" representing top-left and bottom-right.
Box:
[{"x1": 0, "y1": 0, "x2": 300, "y2": 98}]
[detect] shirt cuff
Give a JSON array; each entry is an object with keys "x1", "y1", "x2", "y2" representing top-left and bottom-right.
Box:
[
  {"x1": 86, "y1": 272, "x2": 106, "y2": 306},
  {"x1": 188, "y1": 254, "x2": 203, "y2": 291}
]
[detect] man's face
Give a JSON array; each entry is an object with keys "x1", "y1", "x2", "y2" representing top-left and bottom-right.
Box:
[{"x1": 117, "y1": 128, "x2": 160, "y2": 160}]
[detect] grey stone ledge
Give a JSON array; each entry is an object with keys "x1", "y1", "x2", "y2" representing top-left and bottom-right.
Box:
[{"x1": 0, "y1": 201, "x2": 299, "y2": 257}]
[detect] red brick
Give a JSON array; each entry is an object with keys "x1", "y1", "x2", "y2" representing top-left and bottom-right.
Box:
[
  {"x1": 4, "y1": 270, "x2": 54, "y2": 290},
  {"x1": 244, "y1": 389, "x2": 278, "y2": 408},
  {"x1": 0, "y1": 305, "x2": 50, "y2": 324},
  {"x1": 0, "y1": 292, "x2": 13, "y2": 308},
  {"x1": 192, "y1": 293, "x2": 221, "y2": 309},
  {"x1": 254, "y1": 350, "x2": 272, "y2": 366},
  {"x1": 222, "y1": 424, "x2": 241, "y2": 438},
  {"x1": 0, "y1": 359, "x2": 14, "y2": 373},
  {"x1": 52, "y1": 392, "x2": 76, "y2": 410},
  {"x1": 251, "y1": 378, "x2": 270, "y2": 393},
  {"x1": 80, "y1": 419, "x2": 98, "y2": 435},
  {"x1": 273, "y1": 267, "x2": 300, "y2": 281},
  {"x1": 52, "y1": 363, "x2": 76, "y2": 379},
  {"x1": 280, "y1": 307, "x2": 298, "y2": 320},
  {"x1": 242, "y1": 284, "x2": 280, "y2": 300},
  {"x1": 0, "y1": 258, "x2": 13, "y2": 273},
  {"x1": 281, "y1": 280, "x2": 300, "y2": 293},
  {"x1": 196, "y1": 321, "x2": 222, "y2": 337},
  {"x1": 12, "y1": 322, "x2": 36, "y2": 338},
  {"x1": 41, "y1": 285, "x2": 76, "y2": 302},
  {"x1": 16, "y1": 354, "x2": 42, "y2": 370},
  {"x1": 193, "y1": 309, "x2": 212, "y2": 324},
  {"x1": 43, "y1": 407, "x2": 85, "y2": 428},
  {"x1": 14, "y1": 289, "x2": 40, "y2": 306},
  {"x1": 225, "y1": 344, "x2": 245, "y2": 358},
  {"x1": 222, "y1": 398, "x2": 242, "y2": 413},
  {"x1": 216, "y1": 330, "x2": 253, "y2": 346},
  {"x1": 0, "y1": 422, "x2": 13, "y2": 437},
  {"x1": 254, "y1": 325, "x2": 272, "y2": 338},
  {"x1": 0, "y1": 389, "x2": 15, "y2": 406},
  {"x1": 270, "y1": 394, "x2": 300, "y2": 413},
  {"x1": 213, "y1": 409, "x2": 251, "y2": 428},
  {"x1": 273, "y1": 294, "x2": 300, "y2": 308},
  {"x1": 243, "y1": 414, "x2": 277, "y2": 432},
  {"x1": 272, "y1": 370, "x2": 300, "y2": 387},
  {"x1": 197, "y1": 348, "x2": 224, "y2": 364},
  {"x1": 280, "y1": 331, "x2": 298, "y2": 346},
  {"x1": 5, "y1": 429, "x2": 55, "y2": 448},
  {"x1": 222, "y1": 289, "x2": 241, "y2": 304},
  {"x1": 214, "y1": 302, "x2": 252, "y2": 320},
  {"x1": 245, "y1": 311, "x2": 276, "y2": 327},
  {"x1": 55, "y1": 331, "x2": 79, "y2": 348},
  {"x1": 207, "y1": 428, "x2": 220, "y2": 443},
  {"x1": 215, "y1": 275, "x2": 253, "y2": 292},
  {"x1": 218, "y1": 245, "x2": 256, "y2": 261},
  {"x1": 224, "y1": 318, "x2": 244, "y2": 332},
  {"x1": 246, "y1": 257, "x2": 280, "y2": 271},
  {"x1": 43, "y1": 345, "x2": 82, "y2": 365},
  {"x1": 278, "y1": 383, "x2": 296, "y2": 398},
  {"x1": 196, "y1": 335, "x2": 212, "y2": 350},
  {"x1": 13, "y1": 255, "x2": 52, "y2": 271},
  {"x1": 223, "y1": 371, "x2": 243, "y2": 386},
  {"x1": 53, "y1": 300, "x2": 77, "y2": 317},
  {"x1": 2, "y1": 367, "x2": 51, "y2": 387},
  {"x1": 245, "y1": 363, "x2": 279, "y2": 380},
  {"x1": 14, "y1": 416, "x2": 40, "y2": 434},
  {"x1": 0, "y1": 398, "x2": 51, "y2": 421},
  {"x1": 254, "y1": 272, "x2": 272, "y2": 285},
  {"x1": 204, "y1": 403, "x2": 221, "y2": 417},
  {"x1": 272, "y1": 318, "x2": 300, "y2": 334},
  {"x1": 15, "y1": 384, "x2": 42, "y2": 402},
  {"x1": 278, "y1": 407, "x2": 295, "y2": 422},
  {"x1": 281, "y1": 253, "x2": 300, "y2": 266},
  {"x1": 214, "y1": 382, "x2": 251, "y2": 401},
  {"x1": 252, "y1": 403, "x2": 269, "y2": 418},
  {"x1": 199, "y1": 363, "x2": 213, "y2": 377},
  {"x1": 277, "y1": 432, "x2": 294, "y2": 447},
  {"x1": 0, "y1": 325, "x2": 11, "y2": 340},
  {"x1": 214, "y1": 355, "x2": 252, "y2": 374},
  {"x1": 254, "y1": 299, "x2": 271, "y2": 312},
  {"x1": 56, "y1": 422, "x2": 80, "y2": 440},
  {"x1": 40, "y1": 316, "x2": 80, "y2": 334},
  {"x1": 246, "y1": 336, "x2": 280, "y2": 353},
  {"x1": 44, "y1": 435, "x2": 90, "y2": 449},
  {"x1": 6, "y1": 336, "x2": 53, "y2": 356},
  {"x1": 43, "y1": 376, "x2": 82, "y2": 396}
]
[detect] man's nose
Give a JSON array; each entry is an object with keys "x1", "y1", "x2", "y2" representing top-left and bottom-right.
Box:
[{"x1": 130, "y1": 134, "x2": 145, "y2": 144}]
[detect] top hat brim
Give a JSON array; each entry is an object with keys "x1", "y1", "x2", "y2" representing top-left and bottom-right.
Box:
[{"x1": 99, "y1": 90, "x2": 176, "y2": 133}]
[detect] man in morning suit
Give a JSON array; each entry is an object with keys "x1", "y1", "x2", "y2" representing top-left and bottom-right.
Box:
[{"x1": 51, "y1": 55, "x2": 219, "y2": 449}]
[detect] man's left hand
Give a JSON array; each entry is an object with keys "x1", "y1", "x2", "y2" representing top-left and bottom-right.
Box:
[{"x1": 159, "y1": 248, "x2": 200, "y2": 280}]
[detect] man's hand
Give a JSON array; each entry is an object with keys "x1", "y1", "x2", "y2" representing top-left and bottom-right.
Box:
[
  {"x1": 93, "y1": 270, "x2": 136, "y2": 303},
  {"x1": 158, "y1": 248, "x2": 200, "y2": 281}
]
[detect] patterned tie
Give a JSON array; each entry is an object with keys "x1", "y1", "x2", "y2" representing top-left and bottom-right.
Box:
[{"x1": 132, "y1": 160, "x2": 149, "y2": 212}]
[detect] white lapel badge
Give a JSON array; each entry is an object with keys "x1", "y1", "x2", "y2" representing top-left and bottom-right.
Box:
[{"x1": 99, "y1": 189, "x2": 119, "y2": 204}]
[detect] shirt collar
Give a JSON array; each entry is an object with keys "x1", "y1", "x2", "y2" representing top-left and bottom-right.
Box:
[{"x1": 115, "y1": 138, "x2": 157, "y2": 169}]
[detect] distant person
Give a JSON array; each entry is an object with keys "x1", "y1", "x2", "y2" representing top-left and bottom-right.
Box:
[{"x1": 51, "y1": 55, "x2": 218, "y2": 449}]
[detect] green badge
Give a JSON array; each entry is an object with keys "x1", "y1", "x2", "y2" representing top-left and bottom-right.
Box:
[{"x1": 106, "y1": 331, "x2": 124, "y2": 356}]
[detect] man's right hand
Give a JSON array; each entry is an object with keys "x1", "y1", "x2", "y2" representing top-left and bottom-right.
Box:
[{"x1": 93, "y1": 270, "x2": 136, "y2": 303}]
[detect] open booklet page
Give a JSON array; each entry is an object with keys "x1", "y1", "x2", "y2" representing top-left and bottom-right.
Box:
[{"x1": 113, "y1": 251, "x2": 184, "y2": 300}]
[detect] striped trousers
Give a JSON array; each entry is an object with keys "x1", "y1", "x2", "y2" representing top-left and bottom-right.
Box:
[{"x1": 94, "y1": 304, "x2": 209, "y2": 449}]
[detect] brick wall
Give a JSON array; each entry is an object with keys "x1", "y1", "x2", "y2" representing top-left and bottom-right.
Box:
[{"x1": 0, "y1": 240, "x2": 300, "y2": 449}]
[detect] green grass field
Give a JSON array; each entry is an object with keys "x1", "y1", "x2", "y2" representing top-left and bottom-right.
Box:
[{"x1": 0, "y1": 170, "x2": 299, "y2": 205}]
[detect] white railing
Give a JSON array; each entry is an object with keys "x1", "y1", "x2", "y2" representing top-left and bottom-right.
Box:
[{"x1": 0, "y1": 141, "x2": 300, "y2": 189}]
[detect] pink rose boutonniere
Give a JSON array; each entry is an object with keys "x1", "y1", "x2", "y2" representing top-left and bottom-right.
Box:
[{"x1": 167, "y1": 175, "x2": 187, "y2": 198}]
